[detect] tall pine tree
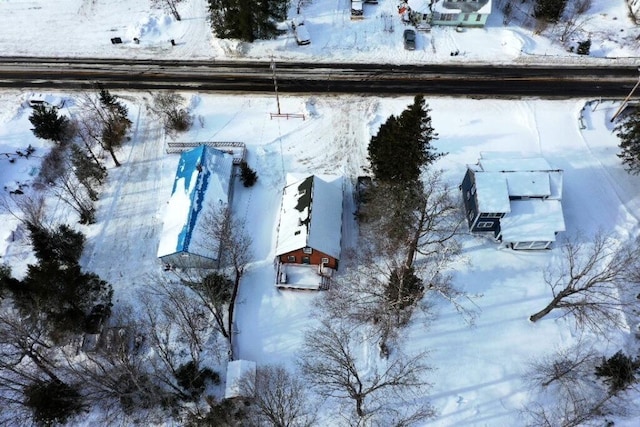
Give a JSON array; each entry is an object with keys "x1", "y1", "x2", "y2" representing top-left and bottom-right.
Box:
[
  {"x1": 368, "y1": 95, "x2": 440, "y2": 184},
  {"x1": 616, "y1": 107, "x2": 640, "y2": 174},
  {"x1": 98, "y1": 89, "x2": 131, "y2": 167},
  {"x1": 208, "y1": 0, "x2": 288, "y2": 42},
  {"x1": 534, "y1": 0, "x2": 567, "y2": 23},
  {"x1": 29, "y1": 105, "x2": 69, "y2": 143}
]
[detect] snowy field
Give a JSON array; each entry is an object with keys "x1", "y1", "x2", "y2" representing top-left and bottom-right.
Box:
[
  {"x1": 0, "y1": 0, "x2": 638, "y2": 64},
  {"x1": 1, "y1": 0, "x2": 640, "y2": 425},
  {"x1": 2, "y1": 91, "x2": 640, "y2": 425}
]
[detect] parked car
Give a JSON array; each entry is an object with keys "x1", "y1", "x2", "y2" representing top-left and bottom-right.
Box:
[
  {"x1": 403, "y1": 29, "x2": 416, "y2": 50},
  {"x1": 351, "y1": 0, "x2": 364, "y2": 19},
  {"x1": 292, "y1": 18, "x2": 311, "y2": 46}
]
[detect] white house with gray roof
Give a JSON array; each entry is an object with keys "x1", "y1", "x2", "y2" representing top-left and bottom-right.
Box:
[{"x1": 460, "y1": 153, "x2": 565, "y2": 250}]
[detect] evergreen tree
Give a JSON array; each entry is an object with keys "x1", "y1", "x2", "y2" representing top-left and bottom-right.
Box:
[
  {"x1": 27, "y1": 223, "x2": 85, "y2": 268},
  {"x1": 25, "y1": 379, "x2": 84, "y2": 425},
  {"x1": 534, "y1": 0, "x2": 567, "y2": 23},
  {"x1": 98, "y1": 89, "x2": 132, "y2": 167},
  {"x1": 29, "y1": 105, "x2": 69, "y2": 143},
  {"x1": 208, "y1": 0, "x2": 288, "y2": 42},
  {"x1": 576, "y1": 39, "x2": 591, "y2": 55},
  {"x1": 239, "y1": 161, "x2": 258, "y2": 187},
  {"x1": 595, "y1": 351, "x2": 640, "y2": 394},
  {"x1": 368, "y1": 95, "x2": 440, "y2": 184},
  {"x1": 386, "y1": 266, "x2": 424, "y2": 313},
  {"x1": 3, "y1": 223, "x2": 112, "y2": 337},
  {"x1": 616, "y1": 107, "x2": 640, "y2": 174}
]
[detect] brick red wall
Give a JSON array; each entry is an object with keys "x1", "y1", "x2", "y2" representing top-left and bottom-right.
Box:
[{"x1": 279, "y1": 248, "x2": 338, "y2": 270}]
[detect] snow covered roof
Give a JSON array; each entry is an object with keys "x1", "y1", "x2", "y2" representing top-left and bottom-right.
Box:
[
  {"x1": 499, "y1": 199, "x2": 565, "y2": 243},
  {"x1": 431, "y1": 0, "x2": 492, "y2": 14},
  {"x1": 225, "y1": 360, "x2": 256, "y2": 399},
  {"x1": 157, "y1": 146, "x2": 234, "y2": 260},
  {"x1": 472, "y1": 154, "x2": 563, "y2": 208},
  {"x1": 275, "y1": 174, "x2": 343, "y2": 260},
  {"x1": 474, "y1": 173, "x2": 511, "y2": 213}
]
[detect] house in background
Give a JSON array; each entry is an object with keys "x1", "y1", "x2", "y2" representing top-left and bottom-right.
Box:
[
  {"x1": 157, "y1": 145, "x2": 234, "y2": 268},
  {"x1": 405, "y1": 0, "x2": 492, "y2": 29},
  {"x1": 460, "y1": 153, "x2": 565, "y2": 250},
  {"x1": 275, "y1": 174, "x2": 343, "y2": 290}
]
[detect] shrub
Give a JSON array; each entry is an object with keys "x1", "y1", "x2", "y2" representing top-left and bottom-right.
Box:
[
  {"x1": 175, "y1": 361, "x2": 220, "y2": 400},
  {"x1": 37, "y1": 145, "x2": 66, "y2": 184},
  {"x1": 595, "y1": 351, "x2": 640, "y2": 394},
  {"x1": 24, "y1": 380, "x2": 83, "y2": 425},
  {"x1": 577, "y1": 39, "x2": 591, "y2": 55},
  {"x1": 239, "y1": 161, "x2": 258, "y2": 187},
  {"x1": 167, "y1": 108, "x2": 193, "y2": 133}
]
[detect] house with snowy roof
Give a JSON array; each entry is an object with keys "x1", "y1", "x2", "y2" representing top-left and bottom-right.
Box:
[
  {"x1": 460, "y1": 153, "x2": 565, "y2": 250},
  {"x1": 406, "y1": 0, "x2": 491, "y2": 29},
  {"x1": 274, "y1": 174, "x2": 343, "y2": 289},
  {"x1": 157, "y1": 145, "x2": 234, "y2": 268}
]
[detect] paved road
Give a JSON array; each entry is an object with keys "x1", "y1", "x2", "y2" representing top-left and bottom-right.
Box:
[{"x1": 0, "y1": 56, "x2": 637, "y2": 97}]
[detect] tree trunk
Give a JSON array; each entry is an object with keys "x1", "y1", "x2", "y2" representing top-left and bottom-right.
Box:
[
  {"x1": 108, "y1": 147, "x2": 121, "y2": 167},
  {"x1": 356, "y1": 395, "x2": 365, "y2": 417},
  {"x1": 529, "y1": 291, "x2": 567, "y2": 322},
  {"x1": 227, "y1": 269, "x2": 241, "y2": 359}
]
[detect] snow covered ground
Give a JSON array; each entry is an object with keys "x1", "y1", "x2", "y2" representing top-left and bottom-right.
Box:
[
  {"x1": 0, "y1": 0, "x2": 638, "y2": 64},
  {"x1": 2, "y1": 0, "x2": 640, "y2": 425},
  {"x1": 3, "y1": 91, "x2": 640, "y2": 425}
]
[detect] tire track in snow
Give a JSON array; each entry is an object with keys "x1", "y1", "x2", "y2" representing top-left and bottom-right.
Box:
[{"x1": 83, "y1": 103, "x2": 167, "y2": 298}]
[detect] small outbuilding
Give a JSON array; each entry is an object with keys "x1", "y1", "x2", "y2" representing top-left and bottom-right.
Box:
[
  {"x1": 157, "y1": 145, "x2": 234, "y2": 268},
  {"x1": 224, "y1": 360, "x2": 257, "y2": 400}
]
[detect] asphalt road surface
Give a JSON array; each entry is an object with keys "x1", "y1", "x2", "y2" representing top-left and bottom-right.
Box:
[{"x1": 0, "y1": 56, "x2": 637, "y2": 97}]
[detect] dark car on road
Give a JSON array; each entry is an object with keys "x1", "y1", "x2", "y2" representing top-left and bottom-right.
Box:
[{"x1": 403, "y1": 29, "x2": 416, "y2": 50}]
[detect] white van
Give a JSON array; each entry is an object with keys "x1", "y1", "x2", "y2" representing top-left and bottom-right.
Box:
[{"x1": 292, "y1": 18, "x2": 311, "y2": 46}]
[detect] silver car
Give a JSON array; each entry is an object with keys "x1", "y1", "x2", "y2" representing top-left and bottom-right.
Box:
[{"x1": 403, "y1": 29, "x2": 416, "y2": 50}]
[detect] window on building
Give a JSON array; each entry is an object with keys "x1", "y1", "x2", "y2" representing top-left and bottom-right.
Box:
[
  {"x1": 477, "y1": 221, "x2": 494, "y2": 229},
  {"x1": 476, "y1": 14, "x2": 482, "y2": 22},
  {"x1": 321, "y1": 257, "x2": 329, "y2": 265},
  {"x1": 287, "y1": 255, "x2": 296, "y2": 262},
  {"x1": 481, "y1": 213, "x2": 502, "y2": 219},
  {"x1": 463, "y1": 14, "x2": 470, "y2": 21},
  {"x1": 303, "y1": 247, "x2": 312, "y2": 254}
]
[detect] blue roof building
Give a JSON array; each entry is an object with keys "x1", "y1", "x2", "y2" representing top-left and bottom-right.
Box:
[{"x1": 157, "y1": 145, "x2": 234, "y2": 268}]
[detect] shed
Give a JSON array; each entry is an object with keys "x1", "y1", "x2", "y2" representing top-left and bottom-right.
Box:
[
  {"x1": 157, "y1": 145, "x2": 234, "y2": 268},
  {"x1": 225, "y1": 360, "x2": 257, "y2": 400}
]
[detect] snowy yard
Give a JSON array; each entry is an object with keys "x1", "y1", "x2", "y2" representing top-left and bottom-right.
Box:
[
  {"x1": 2, "y1": 91, "x2": 640, "y2": 425},
  {"x1": 1, "y1": 0, "x2": 640, "y2": 425}
]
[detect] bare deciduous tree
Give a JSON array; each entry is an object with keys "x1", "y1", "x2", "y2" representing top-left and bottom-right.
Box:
[
  {"x1": 529, "y1": 232, "x2": 640, "y2": 332},
  {"x1": 152, "y1": 0, "x2": 182, "y2": 21},
  {"x1": 522, "y1": 340, "x2": 612, "y2": 427},
  {"x1": 241, "y1": 364, "x2": 317, "y2": 427},
  {"x1": 51, "y1": 155, "x2": 96, "y2": 224},
  {"x1": 150, "y1": 91, "x2": 193, "y2": 134},
  {"x1": 180, "y1": 205, "x2": 252, "y2": 358},
  {"x1": 299, "y1": 319, "x2": 434, "y2": 424}
]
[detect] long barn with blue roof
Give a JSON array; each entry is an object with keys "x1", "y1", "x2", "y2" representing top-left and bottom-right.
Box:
[{"x1": 157, "y1": 145, "x2": 234, "y2": 268}]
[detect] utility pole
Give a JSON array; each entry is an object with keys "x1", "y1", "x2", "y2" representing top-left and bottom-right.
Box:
[
  {"x1": 270, "y1": 56, "x2": 281, "y2": 115},
  {"x1": 611, "y1": 68, "x2": 640, "y2": 123}
]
